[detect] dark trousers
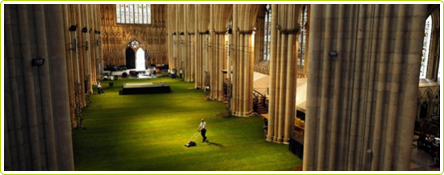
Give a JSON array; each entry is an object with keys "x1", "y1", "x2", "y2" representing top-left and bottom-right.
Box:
[
  {"x1": 201, "y1": 129, "x2": 207, "y2": 142},
  {"x1": 98, "y1": 88, "x2": 103, "y2": 94}
]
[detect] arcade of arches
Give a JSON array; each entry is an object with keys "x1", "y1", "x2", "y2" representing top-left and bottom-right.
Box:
[{"x1": 3, "y1": 4, "x2": 441, "y2": 171}]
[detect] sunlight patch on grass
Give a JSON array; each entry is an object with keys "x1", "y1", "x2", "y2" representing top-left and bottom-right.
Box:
[{"x1": 73, "y1": 77, "x2": 302, "y2": 171}]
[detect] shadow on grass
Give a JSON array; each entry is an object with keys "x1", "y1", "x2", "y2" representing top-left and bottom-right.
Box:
[{"x1": 206, "y1": 141, "x2": 224, "y2": 147}]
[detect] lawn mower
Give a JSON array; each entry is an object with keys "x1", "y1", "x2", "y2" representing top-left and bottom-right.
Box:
[{"x1": 185, "y1": 131, "x2": 199, "y2": 147}]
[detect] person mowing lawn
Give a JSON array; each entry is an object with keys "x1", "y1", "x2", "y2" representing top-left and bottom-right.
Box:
[{"x1": 197, "y1": 118, "x2": 207, "y2": 143}]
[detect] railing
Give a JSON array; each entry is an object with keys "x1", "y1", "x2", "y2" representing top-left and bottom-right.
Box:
[{"x1": 253, "y1": 89, "x2": 268, "y2": 113}]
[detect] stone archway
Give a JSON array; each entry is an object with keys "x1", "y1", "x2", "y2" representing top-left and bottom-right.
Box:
[
  {"x1": 125, "y1": 39, "x2": 147, "y2": 70},
  {"x1": 125, "y1": 47, "x2": 136, "y2": 69},
  {"x1": 135, "y1": 47, "x2": 146, "y2": 71}
]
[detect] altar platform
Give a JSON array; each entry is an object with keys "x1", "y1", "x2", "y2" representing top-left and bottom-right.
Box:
[{"x1": 119, "y1": 82, "x2": 171, "y2": 95}]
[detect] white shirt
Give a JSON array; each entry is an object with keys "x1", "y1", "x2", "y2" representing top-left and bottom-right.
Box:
[
  {"x1": 198, "y1": 121, "x2": 206, "y2": 130},
  {"x1": 97, "y1": 82, "x2": 102, "y2": 88}
]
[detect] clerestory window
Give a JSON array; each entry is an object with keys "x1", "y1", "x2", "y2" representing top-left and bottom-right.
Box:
[
  {"x1": 263, "y1": 4, "x2": 271, "y2": 61},
  {"x1": 419, "y1": 15, "x2": 432, "y2": 78},
  {"x1": 116, "y1": 4, "x2": 151, "y2": 24}
]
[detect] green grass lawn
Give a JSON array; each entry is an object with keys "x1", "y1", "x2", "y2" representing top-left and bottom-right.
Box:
[{"x1": 72, "y1": 77, "x2": 302, "y2": 171}]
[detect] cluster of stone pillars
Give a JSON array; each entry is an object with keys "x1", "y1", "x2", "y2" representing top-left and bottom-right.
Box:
[
  {"x1": 303, "y1": 4, "x2": 428, "y2": 171},
  {"x1": 167, "y1": 4, "x2": 260, "y2": 116},
  {"x1": 167, "y1": 4, "x2": 230, "y2": 101},
  {"x1": 64, "y1": 4, "x2": 103, "y2": 128},
  {"x1": 4, "y1": 4, "x2": 102, "y2": 170},
  {"x1": 266, "y1": 4, "x2": 303, "y2": 144},
  {"x1": 5, "y1": 4, "x2": 68, "y2": 171},
  {"x1": 166, "y1": 4, "x2": 308, "y2": 121},
  {"x1": 229, "y1": 5, "x2": 260, "y2": 116},
  {"x1": 208, "y1": 5, "x2": 232, "y2": 101}
]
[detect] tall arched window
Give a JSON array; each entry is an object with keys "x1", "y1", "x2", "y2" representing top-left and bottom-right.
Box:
[
  {"x1": 419, "y1": 15, "x2": 432, "y2": 78},
  {"x1": 116, "y1": 4, "x2": 151, "y2": 24},
  {"x1": 438, "y1": 57, "x2": 442, "y2": 83},
  {"x1": 263, "y1": 4, "x2": 271, "y2": 61},
  {"x1": 298, "y1": 5, "x2": 308, "y2": 67}
]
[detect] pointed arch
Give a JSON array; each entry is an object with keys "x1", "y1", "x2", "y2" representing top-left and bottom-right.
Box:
[
  {"x1": 136, "y1": 48, "x2": 146, "y2": 71},
  {"x1": 417, "y1": 90, "x2": 423, "y2": 101},
  {"x1": 121, "y1": 36, "x2": 147, "y2": 53},
  {"x1": 425, "y1": 88, "x2": 433, "y2": 100}
]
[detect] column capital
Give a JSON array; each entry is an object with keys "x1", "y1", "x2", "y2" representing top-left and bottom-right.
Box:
[
  {"x1": 238, "y1": 29, "x2": 254, "y2": 34},
  {"x1": 214, "y1": 30, "x2": 226, "y2": 35},
  {"x1": 280, "y1": 28, "x2": 301, "y2": 35}
]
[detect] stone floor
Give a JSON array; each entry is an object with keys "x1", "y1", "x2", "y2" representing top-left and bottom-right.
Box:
[{"x1": 410, "y1": 135, "x2": 440, "y2": 171}]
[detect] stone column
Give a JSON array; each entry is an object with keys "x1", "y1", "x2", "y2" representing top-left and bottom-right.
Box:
[
  {"x1": 4, "y1": 108, "x2": 12, "y2": 170},
  {"x1": 316, "y1": 5, "x2": 333, "y2": 170},
  {"x1": 208, "y1": 27, "x2": 215, "y2": 99},
  {"x1": 369, "y1": 4, "x2": 391, "y2": 170},
  {"x1": 303, "y1": 4, "x2": 321, "y2": 171},
  {"x1": 34, "y1": 4, "x2": 58, "y2": 170},
  {"x1": 189, "y1": 33, "x2": 195, "y2": 82},
  {"x1": 230, "y1": 4, "x2": 259, "y2": 117},
  {"x1": 97, "y1": 5, "x2": 104, "y2": 77},
  {"x1": 17, "y1": 4, "x2": 42, "y2": 170},
  {"x1": 189, "y1": 7, "x2": 196, "y2": 82},
  {"x1": 167, "y1": 5, "x2": 174, "y2": 67},
  {"x1": 277, "y1": 33, "x2": 287, "y2": 143},
  {"x1": 45, "y1": 4, "x2": 75, "y2": 170},
  {"x1": 303, "y1": 4, "x2": 428, "y2": 171},
  {"x1": 77, "y1": 5, "x2": 86, "y2": 107},
  {"x1": 193, "y1": 5, "x2": 200, "y2": 89},
  {"x1": 266, "y1": 4, "x2": 278, "y2": 142},
  {"x1": 328, "y1": 4, "x2": 348, "y2": 170},
  {"x1": 284, "y1": 34, "x2": 297, "y2": 144},
  {"x1": 195, "y1": 33, "x2": 203, "y2": 89},
  {"x1": 219, "y1": 33, "x2": 225, "y2": 101},
  {"x1": 5, "y1": 5, "x2": 27, "y2": 170},
  {"x1": 266, "y1": 4, "x2": 301, "y2": 143},
  {"x1": 381, "y1": 5, "x2": 406, "y2": 170},
  {"x1": 242, "y1": 33, "x2": 254, "y2": 115},
  {"x1": 231, "y1": 4, "x2": 238, "y2": 115},
  {"x1": 182, "y1": 5, "x2": 189, "y2": 82},
  {"x1": 396, "y1": 4, "x2": 428, "y2": 170},
  {"x1": 4, "y1": 4, "x2": 75, "y2": 171},
  {"x1": 208, "y1": 31, "x2": 226, "y2": 101},
  {"x1": 64, "y1": 4, "x2": 76, "y2": 128}
]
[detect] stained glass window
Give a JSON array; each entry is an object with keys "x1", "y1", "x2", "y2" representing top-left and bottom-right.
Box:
[
  {"x1": 263, "y1": 4, "x2": 271, "y2": 61},
  {"x1": 129, "y1": 4, "x2": 134, "y2": 23},
  {"x1": 420, "y1": 15, "x2": 432, "y2": 78},
  {"x1": 129, "y1": 40, "x2": 140, "y2": 48},
  {"x1": 120, "y1": 4, "x2": 125, "y2": 23},
  {"x1": 143, "y1": 5, "x2": 147, "y2": 24},
  {"x1": 134, "y1": 4, "x2": 139, "y2": 23},
  {"x1": 116, "y1": 5, "x2": 121, "y2": 23},
  {"x1": 125, "y1": 4, "x2": 129, "y2": 23},
  {"x1": 438, "y1": 57, "x2": 442, "y2": 82},
  {"x1": 298, "y1": 5, "x2": 308, "y2": 67},
  {"x1": 138, "y1": 5, "x2": 143, "y2": 24},
  {"x1": 147, "y1": 5, "x2": 151, "y2": 24},
  {"x1": 116, "y1": 4, "x2": 151, "y2": 24}
]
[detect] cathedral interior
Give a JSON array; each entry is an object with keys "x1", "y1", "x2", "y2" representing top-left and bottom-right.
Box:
[{"x1": 3, "y1": 4, "x2": 442, "y2": 171}]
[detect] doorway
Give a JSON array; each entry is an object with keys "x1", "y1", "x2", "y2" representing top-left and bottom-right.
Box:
[
  {"x1": 125, "y1": 48, "x2": 135, "y2": 69},
  {"x1": 136, "y1": 48, "x2": 145, "y2": 71},
  {"x1": 126, "y1": 40, "x2": 146, "y2": 70}
]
